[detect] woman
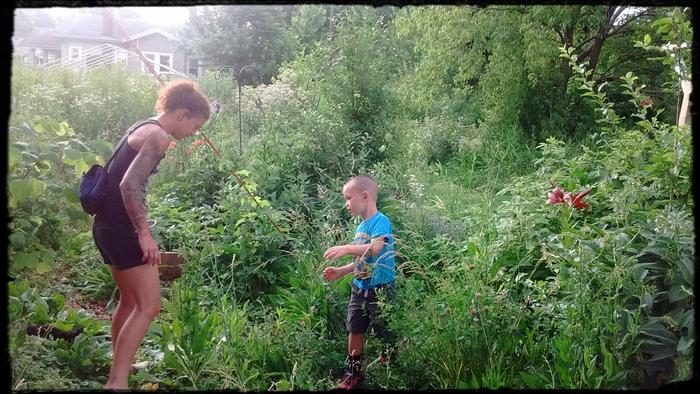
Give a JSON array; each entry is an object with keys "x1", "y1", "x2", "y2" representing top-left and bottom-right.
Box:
[{"x1": 92, "y1": 80, "x2": 210, "y2": 390}]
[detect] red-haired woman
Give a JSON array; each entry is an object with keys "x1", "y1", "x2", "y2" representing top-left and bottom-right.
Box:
[{"x1": 92, "y1": 80, "x2": 210, "y2": 390}]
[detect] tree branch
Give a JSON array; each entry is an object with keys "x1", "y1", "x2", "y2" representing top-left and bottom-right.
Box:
[
  {"x1": 608, "y1": 8, "x2": 653, "y2": 37},
  {"x1": 554, "y1": 26, "x2": 565, "y2": 45}
]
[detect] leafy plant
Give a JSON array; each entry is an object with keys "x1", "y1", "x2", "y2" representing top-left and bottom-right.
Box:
[{"x1": 160, "y1": 284, "x2": 222, "y2": 390}]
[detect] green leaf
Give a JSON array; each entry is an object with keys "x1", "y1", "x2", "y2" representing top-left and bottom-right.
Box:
[
  {"x1": 49, "y1": 294, "x2": 66, "y2": 314},
  {"x1": 22, "y1": 151, "x2": 38, "y2": 162},
  {"x1": 9, "y1": 232, "x2": 27, "y2": 248},
  {"x1": 647, "y1": 346, "x2": 677, "y2": 362},
  {"x1": 93, "y1": 140, "x2": 114, "y2": 157},
  {"x1": 61, "y1": 148, "x2": 82, "y2": 165},
  {"x1": 677, "y1": 309, "x2": 693, "y2": 330},
  {"x1": 9, "y1": 147, "x2": 22, "y2": 172},
  {"x1": 38, "y1": 151, "x2": 62, "y2": 166},
  {"x1": 676, "y1": 336, "x2": 693, "y2": 354},
  {"x1": 677, "y1": 255, "x2": 694, "y2": 287},
  {"x1": 9, "y1": 178, "x2": 47, "y2": 202},
  {"x1": 53, "y1": 320, "x2": 75, "y2": 332},
  {"x1": 54, "y1": 123, "x2": 66, "y2": 136},
  {"x1": 134, "y1": 368, "x2": 160, "y2": 383},
  {"x1": 633, "y1": 266, "x2": 648, "y2": 282},
  {"x1": 19, "y1": 122, "x2": 38, "y2": 136},
  {"x1": 641, "y1": 293, "x2": 654, "y2": 313},
  {"x1": 35, "y1": 261, "x2": 52, "y2": 274},
  {"x1": 13, "y1": 252, "x2": 39, "y2": 269},
  {"x1": 600, "y1": 338, "x2": 616, "y2": 378},
  {"x1": 34, "y1": 160, "x2": 52, "y2": 173},
  {"x1": 41, "y1": 248, "x2": 55, "y2": 265},
  {"x1": 74, "y1": 160, "x2": 90, "y2": 177},
  {"x1": 275, "y1": 380, "x2": 290, "y2": 391},
  {"x1": 640, "y1": 322, "x2": 677, "y2": 345},
  {"x1": 59, "y1": 121, "x2": 75, "y2": 136},
  {"x1": 9, "y1": 297, "x2": 23, "y2": 320},
  {"x1": 9, "y1": 280, "x2": 29, "y2": 297},
  {"x1": 519, "y1": 371, "x2": 545, "y2": 388},
  {"x1": 30, "y1": 299, "x2": 50, "y2": 325},
  {"x1": 63, "y1": 186, "x2": 79, "y2": 204},
  {"x1": 32, "y1": 121, "x2": 47, "y2": 133},
  {"x1": 668, "y1": 284, "x2": 692, "y2": 303},
  {"x1": 69, "y1": 139, "x2": 91, "y2": 152}
]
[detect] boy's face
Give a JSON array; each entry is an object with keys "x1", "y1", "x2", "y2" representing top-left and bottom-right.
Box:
[{"x1": 342, "y1": 182, "x2": 367, "y2": 217}]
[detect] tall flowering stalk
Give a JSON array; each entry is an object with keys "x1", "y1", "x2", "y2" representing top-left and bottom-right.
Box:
[{"x1": 546, "y1": 181, "x2": 592, "y2": 244}]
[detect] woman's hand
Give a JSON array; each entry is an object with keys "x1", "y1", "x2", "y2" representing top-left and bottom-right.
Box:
[{"x1": 138, "y1": 232, "x2": 160, "y2": 266}]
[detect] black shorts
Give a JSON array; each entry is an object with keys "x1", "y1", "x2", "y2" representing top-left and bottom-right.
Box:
[
  {"x1": 92, "y1": 223, "x2": 146, "y2": 271},
  {"x1": 346, "y1": 281, "x2": 396, "y2": 339}
]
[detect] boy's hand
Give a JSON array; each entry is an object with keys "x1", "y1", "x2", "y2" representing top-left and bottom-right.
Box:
[
  {"x1": 323, "y1": 266, "x2": 342, "y2": 282},
  {"x1": 323, "y1": 245, "x2": 348, "y2": 260}
]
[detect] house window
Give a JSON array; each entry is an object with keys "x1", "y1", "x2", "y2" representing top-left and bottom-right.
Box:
[
  {"x1": 69, "y1": 46, "x2": 82, "y2": 60},
  {"x1": 142, "y1": 51, "x2": 173, "y2": 75},
  {"x1": 188, "y1": 58, "x2": 201, "y2": 76}
]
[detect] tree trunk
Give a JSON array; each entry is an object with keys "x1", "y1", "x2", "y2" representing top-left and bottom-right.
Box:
[
  {"x1": 559, "y1": 23, "x2": 575, "y2": 104},
  {"x1": 587, "y1": 6, "x2": 616, "y2": 72}
]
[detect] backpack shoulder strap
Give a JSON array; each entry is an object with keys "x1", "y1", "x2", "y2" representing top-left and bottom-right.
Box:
[{"x1": 104, "y1": 119, "x2": 163, "y2": 171}]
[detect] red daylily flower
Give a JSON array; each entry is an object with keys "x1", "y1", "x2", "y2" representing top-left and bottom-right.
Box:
[
  {"x1": 563, "y1": 188, "x2": 592, "y2": 209},
  {"x1": 546, "y1": 181, "x2": 592, "y2": 210},
  {"x1": 546, "y1": 186, "x2": 565, "y2": 205}
]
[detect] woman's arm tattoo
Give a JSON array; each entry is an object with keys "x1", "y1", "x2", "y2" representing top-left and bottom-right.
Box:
[{"x1": 120, "y1": 132, "x2": 168, "y2": 236}]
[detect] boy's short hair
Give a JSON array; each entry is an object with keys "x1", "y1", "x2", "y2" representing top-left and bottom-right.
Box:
[{"x1": 346, "y1": 175, "x2": 378, "y2": 200}]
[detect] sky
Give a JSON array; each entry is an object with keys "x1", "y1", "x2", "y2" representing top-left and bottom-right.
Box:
[
  {"x1": 131, "y1": 7, "x2": 191, "y2": 25},
  {"x1": 34, "y1": 6, "x2": 192, "y2": 26}
]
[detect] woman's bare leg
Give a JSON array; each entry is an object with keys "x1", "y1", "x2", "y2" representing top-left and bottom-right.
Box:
[
  {"x1": 109, "y1": 267, "x2": 135, "y2": 357},
  {"x1": 104, "y1": 264, "x2": 160, "y2": 390}
]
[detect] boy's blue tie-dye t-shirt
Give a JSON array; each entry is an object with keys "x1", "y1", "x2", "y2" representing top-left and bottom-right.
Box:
[{"x1": 351, "y1": 211, "x2": 396, "y2": 289}]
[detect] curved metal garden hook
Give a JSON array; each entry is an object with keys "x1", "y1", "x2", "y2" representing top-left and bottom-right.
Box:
[{"x1": 215, "y1": 65, "x2": 234, "y2": 80}]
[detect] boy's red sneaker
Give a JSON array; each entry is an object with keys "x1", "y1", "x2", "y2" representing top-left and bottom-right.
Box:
[{"x1": 338, "y1": 370, "x2": 364, "y2": 389}]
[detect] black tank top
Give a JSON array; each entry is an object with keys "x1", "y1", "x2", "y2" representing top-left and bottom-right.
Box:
[{"x1": 94, "y1": 119, "x2": 164, "y2": 226}]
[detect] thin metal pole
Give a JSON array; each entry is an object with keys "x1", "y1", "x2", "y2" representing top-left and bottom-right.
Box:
[
  {"x1": 238, "y1": 82, "x2": 242, "y2": 155},
  {"x1": 237, "y1": 64, "x2": 257, "y2": 156}
]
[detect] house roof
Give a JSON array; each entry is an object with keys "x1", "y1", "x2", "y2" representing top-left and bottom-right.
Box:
[
  {"x1": 54, "y1": 13, "x2": 179, "y2": 41},
  {"x1": 15, "y1": 12, "x2": 181, "y2": 49},
  {"x1": 12, "y1": 13, "x2": 183, "y2": 55},
  {"x1": 124, "y1": 28, "x2": 178, "y2": 42},
  {"x1": 13, "y1": 27, "x2": 61, "y2": 49}
]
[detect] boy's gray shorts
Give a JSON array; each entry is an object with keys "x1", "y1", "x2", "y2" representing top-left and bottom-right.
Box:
[{"x1": 346, "y1": 281, "x2": 396, "y2": 339}]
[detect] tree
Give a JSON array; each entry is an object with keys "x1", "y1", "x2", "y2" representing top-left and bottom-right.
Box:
[
  {"x1": 183, "y1": 5, "x2": 298, "y2": 85},
  {"x1": 13, "y1": 8, "x2": 58, "y2": 35},
  {"x1": 290, "y1": 4, "x2": 328, "y2": 52}
]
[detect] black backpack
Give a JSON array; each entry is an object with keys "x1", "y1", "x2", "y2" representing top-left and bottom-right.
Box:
[{"x1": 78, "y1": 119, "x2": 161, "y2": 215}]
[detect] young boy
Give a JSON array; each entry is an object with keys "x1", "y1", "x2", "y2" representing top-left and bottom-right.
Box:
[{"x1": 323, "y1": 175, "x2": 396, "y2": 389}]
